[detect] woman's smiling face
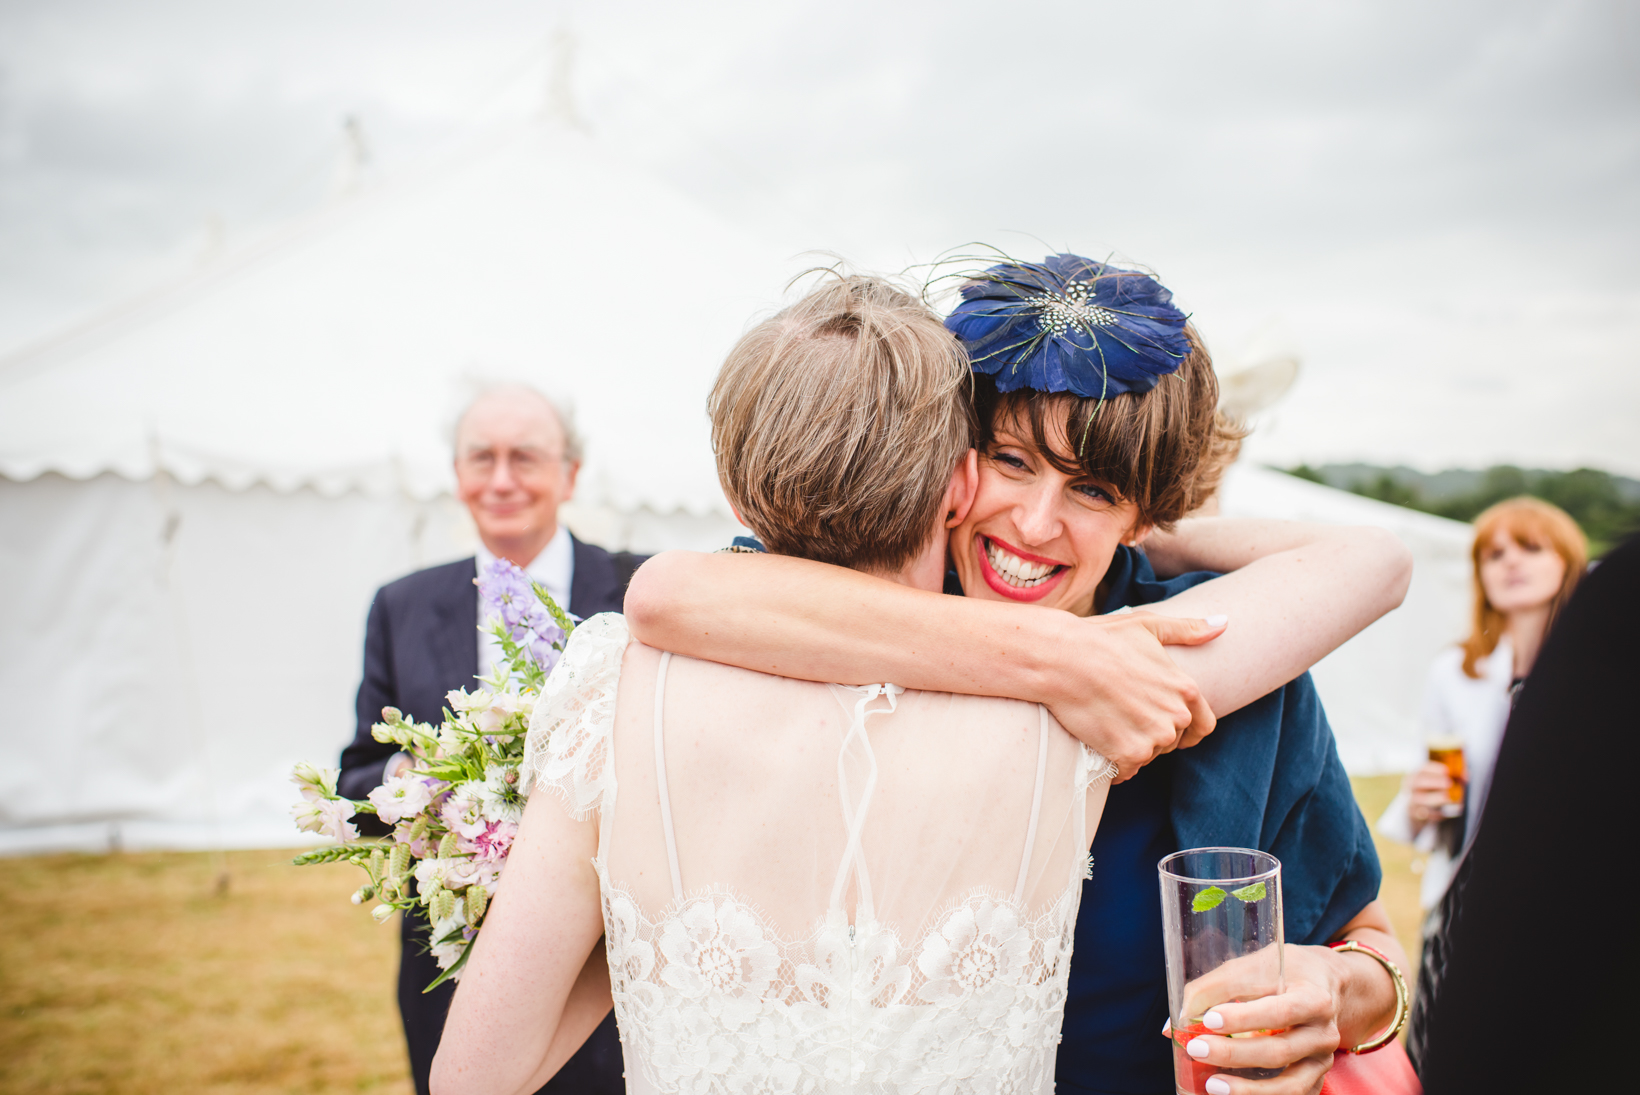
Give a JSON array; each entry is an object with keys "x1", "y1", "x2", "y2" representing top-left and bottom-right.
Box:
[{"x1": 950, "y1": 412, "x2": 1149, "y2": 617}]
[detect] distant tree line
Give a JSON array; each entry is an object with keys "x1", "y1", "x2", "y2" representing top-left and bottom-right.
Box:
[{"x1": 1284, "y1": 464, "x2": 1640, "y2": 555}]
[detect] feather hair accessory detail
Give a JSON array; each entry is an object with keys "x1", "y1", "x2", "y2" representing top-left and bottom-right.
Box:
[{"x1": 944, "y1": 253, "x2": 1191, "y2": 398}]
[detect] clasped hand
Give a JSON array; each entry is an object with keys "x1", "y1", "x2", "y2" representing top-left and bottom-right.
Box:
[{"x1": 1043, "y1": 611, "x2": 1225, "y2": 780}]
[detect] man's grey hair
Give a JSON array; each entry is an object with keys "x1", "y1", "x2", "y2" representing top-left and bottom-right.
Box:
[{"x1": 451, "y1": 382, "x2": 584, "y2": 464}]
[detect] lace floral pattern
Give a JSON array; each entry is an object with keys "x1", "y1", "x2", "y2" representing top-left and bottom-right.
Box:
[
  {"x1": 521, "y1": 612, "x2": 630, "y2": 817},
  {"x1": 600, "y1": 865, "x2": 1082, "y2": 1094},
  {"x1": 526, "y1": 617, "x2": 1117, "y2": 1094}
]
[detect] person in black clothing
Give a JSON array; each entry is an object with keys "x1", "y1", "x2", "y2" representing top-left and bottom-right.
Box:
[
  {"x1": 1412, "y1": 534, "x2": 1634, "y2": 1092},
  {"x1": 339, "y1": 385, "x2": 641, "y2": 1095}
]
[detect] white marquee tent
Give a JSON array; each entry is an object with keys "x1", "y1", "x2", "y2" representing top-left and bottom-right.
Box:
[
  {"x1": 0, "y1": 118, "x2": 1473, "y2": 855},
  {"x1": 0, "y1": 119, "x2": 777, "y2": 855}
]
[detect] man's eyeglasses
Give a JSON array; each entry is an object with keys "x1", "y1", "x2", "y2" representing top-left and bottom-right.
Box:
[{"x1": 456, "y1": 448, "x2": 567, "y2": 478}]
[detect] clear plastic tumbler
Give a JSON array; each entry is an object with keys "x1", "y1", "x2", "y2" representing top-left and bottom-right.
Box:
[{"x1": 1159, "y1": 848, "x2": 1284, "y2": 1095}]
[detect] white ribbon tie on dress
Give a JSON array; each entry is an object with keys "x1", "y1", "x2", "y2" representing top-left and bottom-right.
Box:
[{"x1": 826, "y1": 682, "x2": 903, "y2": 920}]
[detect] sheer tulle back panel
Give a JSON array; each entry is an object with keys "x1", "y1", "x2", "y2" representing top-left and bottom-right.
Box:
[{"x1": 606, "y1": 644, "x2": 1103, "y2": 944}]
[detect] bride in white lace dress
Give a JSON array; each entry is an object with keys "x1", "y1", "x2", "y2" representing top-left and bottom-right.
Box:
[
  {"x1": 534, "y1": 612, "x2": 1111, "y2": 1095},
  {"x1": 433, "y1": 277, "x2": 1115, "y2": 1095}
]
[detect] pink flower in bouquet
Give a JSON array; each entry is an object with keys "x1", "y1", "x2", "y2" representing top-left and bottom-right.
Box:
[
  {"x1": 392, "y1": 819, "x2": 437, "y2": 858},
  {"x1": 453, "y1": 856, "x2": 503, "y2": 891},
  {"x1": 368, "y1": 774, "x2": 436, "y2": 825},
  {"x1": 469, "y1": 820, "x2": 518, "y2": 861}
]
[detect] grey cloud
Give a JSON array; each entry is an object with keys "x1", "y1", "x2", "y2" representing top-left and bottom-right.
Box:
[{"x1": 0, "y1": 0, "x2": 1634, "y2": 468}]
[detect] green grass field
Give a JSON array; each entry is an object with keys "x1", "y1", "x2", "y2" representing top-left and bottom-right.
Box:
[{"x1": 0, "y1": 776, "x2": 1416, "y2": 1093}]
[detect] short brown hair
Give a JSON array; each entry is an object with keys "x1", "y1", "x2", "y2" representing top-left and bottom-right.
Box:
[
  {"x1": 973, "y1": 325, "x2": 1244, "y2": 529},
  {"x1": 1460, "y1": 497, "x2": 1586, "y2": 678},
  {"x1": 709, "y1": 274, "x2": 975, "y2": 571}
]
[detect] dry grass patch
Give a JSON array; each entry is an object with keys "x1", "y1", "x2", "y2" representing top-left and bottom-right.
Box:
[{"x1": 0, "y1": 847, "x2": 410, "y2": 1095}]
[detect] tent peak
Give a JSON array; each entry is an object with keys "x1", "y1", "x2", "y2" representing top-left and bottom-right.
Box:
[{"x1": 542, "y1": 27, "x2": 588, "y2": 132}]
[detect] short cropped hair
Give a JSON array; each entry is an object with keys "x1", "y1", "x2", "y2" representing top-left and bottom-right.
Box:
[
  {"x1": 709, "y1": 274, "x2": 975, "y2": 572},
  {"x1": 973, "y1": 325, "x2": 1244, "y2": 530}
]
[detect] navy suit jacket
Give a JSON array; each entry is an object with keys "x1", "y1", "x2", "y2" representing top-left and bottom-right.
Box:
[
  {"x1": 340, "y1": 535, "x2": 645, "y2": 802},
  {"x1": 339, "y1": 534, "x2": 644, "y2": 1095}
]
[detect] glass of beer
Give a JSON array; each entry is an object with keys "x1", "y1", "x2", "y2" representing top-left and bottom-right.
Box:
[
  {"x1": 1160, "y1": 848, "x2": 1284, "y2": 1094},
  {"x1": 1427, "y1": 735, "x2": 1466, "y2": 818}
]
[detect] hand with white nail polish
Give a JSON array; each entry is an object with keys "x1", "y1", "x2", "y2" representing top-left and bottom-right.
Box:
[{"x1": 1158, "y1": 903, "x2": 1408, "y2": 1095}]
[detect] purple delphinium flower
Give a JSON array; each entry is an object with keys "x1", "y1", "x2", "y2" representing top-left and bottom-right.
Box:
[{"x1": 477, "y1": 557, "x2": 566, "y2": 669}]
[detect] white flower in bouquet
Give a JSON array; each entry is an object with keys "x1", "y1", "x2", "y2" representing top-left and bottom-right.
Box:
[
  {"x1": 291, "y1": 762, "x2": 340, "y2": 802},
  {"x1": 417, "y1": 853, "x2": 504, "y2": 893},
  {"x1": 451, "y1": 687, "x2": 532, "y2": 738},
  {"x1": 486, "y1": 689, "x2": 533, "y2": 720},
  {"x1": 291, "y1": 796, "x2": 359, "y2": 843},
  {"x1": 436, "y1": 720, "x2": 468, "y2": 758},
  {"x1": 446, "y1": 687, "x2": 491, "y2": 715},
  {"x1": 429, "y1": 908, "x2": 471, "y2": 969},
  {"x1": 288, "y1": 556, "x2": 576, "y2": 989},
  {"x1": 479, "y1": 764, "x2": 525, "y2": 823},
  {"x1": 368, "y1": 774, "x2": 436, "y2": 825},
  {"x1": 440, "y1": 780, "x2": 491, "y2": 839}
]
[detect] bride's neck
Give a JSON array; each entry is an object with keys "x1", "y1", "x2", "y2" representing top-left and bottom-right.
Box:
[{"x1": 864, "y1": 530, "x2": 949, "y2": 593}]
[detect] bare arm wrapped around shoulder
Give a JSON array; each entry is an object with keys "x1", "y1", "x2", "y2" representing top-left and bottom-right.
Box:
[
  {"x1": 1136, "y1": 517, "x2": 1413, "y2": 715},
  {"x1": 625, "y1": 518, "x2": 1410, "y2": 779}
]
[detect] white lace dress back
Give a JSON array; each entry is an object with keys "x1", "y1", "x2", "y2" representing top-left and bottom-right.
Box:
[{"x1": 524, "y1": 614, "x2": 1116, "y2": 1094}]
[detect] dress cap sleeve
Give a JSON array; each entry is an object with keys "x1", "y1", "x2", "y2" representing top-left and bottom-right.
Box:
[{"x1": 521, "y1": 612, "x2": 630, "y2": 820}]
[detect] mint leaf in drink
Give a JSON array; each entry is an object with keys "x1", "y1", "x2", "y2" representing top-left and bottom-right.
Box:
[
  {"x1": 1231, "y1": 882, "x2": 1267, "y2": 903},
  {"x1": 1192, "y1": 886, "x2": 1228, "y2": 912}
]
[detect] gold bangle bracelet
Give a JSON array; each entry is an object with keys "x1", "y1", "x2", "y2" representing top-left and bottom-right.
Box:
[{"x1": 1327, "y1": 939, "x2": 1409, "y2": 1053}]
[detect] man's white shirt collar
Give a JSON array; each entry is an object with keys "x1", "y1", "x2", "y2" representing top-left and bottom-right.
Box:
[{"x1": 475, "y1": 526, "x2": 575, "y2": 677}]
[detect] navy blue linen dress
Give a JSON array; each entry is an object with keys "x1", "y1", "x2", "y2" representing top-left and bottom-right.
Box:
[{"x1": 1052, "y1": 547, "x2": 1381, "y2": 1093}]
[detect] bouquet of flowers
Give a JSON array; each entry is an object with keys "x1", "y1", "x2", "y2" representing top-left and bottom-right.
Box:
[{"x1": 289, "y1": 558, "x2": 573, "y2": 989}]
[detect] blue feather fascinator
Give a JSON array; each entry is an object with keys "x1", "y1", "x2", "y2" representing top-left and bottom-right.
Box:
[{"x1": 945, "y1": 253, "x2": 1191, "y2": 398}]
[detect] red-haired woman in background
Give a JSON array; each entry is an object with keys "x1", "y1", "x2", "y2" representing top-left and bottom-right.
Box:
[{"x1": 1380, "y1": 496, "x2": 1587, "y2": 910}]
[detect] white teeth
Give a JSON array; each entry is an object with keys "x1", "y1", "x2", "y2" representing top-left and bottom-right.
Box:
[{"x1": 985, "y1": 540, "x2": 1061, "y2": 589}]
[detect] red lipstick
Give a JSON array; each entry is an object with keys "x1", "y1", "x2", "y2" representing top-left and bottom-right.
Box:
[{"x1": 974, "y1": 534, "x2": 1068, "y2": 603}]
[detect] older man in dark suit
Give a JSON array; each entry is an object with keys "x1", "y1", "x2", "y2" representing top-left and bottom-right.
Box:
[{"x1": 340, "y1": 384, "x2": 640, "y2": 1095}]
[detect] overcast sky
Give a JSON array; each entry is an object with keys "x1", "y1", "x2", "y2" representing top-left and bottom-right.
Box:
[{"x1": 2, "y1": 0, "x2": 1636, "y2": 473}]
